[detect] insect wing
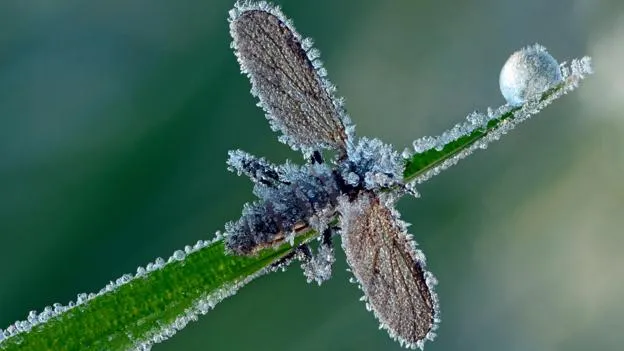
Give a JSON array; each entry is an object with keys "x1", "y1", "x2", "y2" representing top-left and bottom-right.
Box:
[
  {"x1": 338, "y1": 194, "x2": 439, "y2": 349},
  {"x1": 229, "y1": 3, "x2": 349, "y2": 154}
]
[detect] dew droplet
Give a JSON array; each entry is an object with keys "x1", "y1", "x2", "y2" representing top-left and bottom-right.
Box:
[{"x1": 499, "y1": 44, "x2": 562, "y2": 106}]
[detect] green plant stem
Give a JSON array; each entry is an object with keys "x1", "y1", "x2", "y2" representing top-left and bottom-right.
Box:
[
  {"x1": 0, "y1": 232, "x2": 316, "y2": 351},
  {"x1": 0, "y1": 77, "x2": 585, "y2": 351},
  {"x1": 402, "y1": 84, "x2": 564, "y2": 182}
]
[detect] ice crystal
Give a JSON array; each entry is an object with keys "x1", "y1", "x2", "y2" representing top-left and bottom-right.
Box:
[
  {"x1": 227, "y1": 149, "x2": 282, "y2": 186},
  {"x1": 172, "y1": 250, "x2": 186, "y2": 261},
  {"x1": 300, "y1": 240, "x2": 335, "y2": 285},
  {"x1": 341, "y1": 137, "x2": 403, "y2": 190}
]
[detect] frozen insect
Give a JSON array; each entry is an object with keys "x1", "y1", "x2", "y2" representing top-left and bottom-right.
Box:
[
  {"x1": 0, "y1": 2, "x2": 593, "y2": 349},
  {"x1": 225, "y1": 1, "x2": 438, "y2": 349}
]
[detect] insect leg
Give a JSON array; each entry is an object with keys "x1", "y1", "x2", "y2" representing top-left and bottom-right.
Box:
[
  {"x1": 227, "y1": 150, "x2": 288, "y2": 187},
  {"x1": 300, "y1": 228, "x2": 335, "y2": 285}
]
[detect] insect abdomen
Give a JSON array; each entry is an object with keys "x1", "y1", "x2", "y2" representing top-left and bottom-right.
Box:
[{"x1": 225, "y1": 163, "x2": 339, "y2": 255}]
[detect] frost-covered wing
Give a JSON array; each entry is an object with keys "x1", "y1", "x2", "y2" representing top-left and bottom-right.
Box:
[
  {"x1": 338, "y1": 193, "x2": 439, "y2": 349},
  {"x1": 229, "y1": 2, "x2": 349, "y2": 154}
]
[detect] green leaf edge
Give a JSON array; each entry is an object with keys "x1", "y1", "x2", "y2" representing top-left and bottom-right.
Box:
[
  {"x1": 403, "y1": 84, "x2": 561, "y2": 182},
  {"x1": 0, "y1": 79, "x2": 579, "y2": 351},
  {"x1": 0, "y1": 232, "x2": 316, "y2": 351}
]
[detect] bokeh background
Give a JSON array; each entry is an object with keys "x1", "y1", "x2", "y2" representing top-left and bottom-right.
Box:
[{"x1": 1, "y1": 0, "x2": 623, "y2": 350}]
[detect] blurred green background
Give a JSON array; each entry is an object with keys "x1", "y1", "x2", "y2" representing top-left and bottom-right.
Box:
[{"x1": 1, "y1": 0, "x2": 623, "y2": 350}]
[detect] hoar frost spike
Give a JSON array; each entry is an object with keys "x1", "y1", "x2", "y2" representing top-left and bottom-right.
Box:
[{"x1": 227, "y1": 1, "x2": 438, "y2": 349}]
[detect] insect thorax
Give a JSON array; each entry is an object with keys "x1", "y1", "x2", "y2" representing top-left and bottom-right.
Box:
[
  {"x1": 224, "y1": 137, "x2": 404, "y2": 256},
  {"x1": 225, "y1": 153, "x2": 341, "y2": 255}
]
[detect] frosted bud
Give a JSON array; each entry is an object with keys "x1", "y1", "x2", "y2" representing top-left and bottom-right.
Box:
[{"x1": 499, "y1": 44, "x2": 562, "y2": 106}]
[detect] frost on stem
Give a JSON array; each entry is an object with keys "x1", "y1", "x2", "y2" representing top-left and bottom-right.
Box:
[
  {"x1": 132, "y1": 260, "x2": 277, "y2": 351},
  {"x1": 0, "y1": 237, "x2": 216, "y2": 347},
  {"x1": 405, "y1": 45, "x2": 592, "y2": 185}
]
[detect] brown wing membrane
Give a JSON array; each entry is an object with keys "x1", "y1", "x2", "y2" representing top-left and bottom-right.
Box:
[
  {"x1": 339, "y1": 193, "x2": 438, "y2": 349},
  {"x1": 229, "y1": 7, "x2": 348, "y2": 153}
]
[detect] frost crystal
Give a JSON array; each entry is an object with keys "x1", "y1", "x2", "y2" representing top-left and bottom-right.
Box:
[
  {"x1": 300, "y1": 240, "x2": 335, "y2": 285},
  {"x1": 0, "y1": 235, "x2": 216, "y2": 347},
  {"x1": 499, "y1": 44, "x2": 562, "y2": 107},
  {"x1": 342, "y1": 137, "x2": 403, "y2": 190},
  {"x1": 227, "y1": 149, "x2": 282, "y2": 186},
  {"x1": 172, "y1": 250, "x2": 186, "y2": 261}
]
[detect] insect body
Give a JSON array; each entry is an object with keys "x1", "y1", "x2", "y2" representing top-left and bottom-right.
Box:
[
  {"x1": 225, "y1": 2, "x2": 439, "y2": 349},
  {"x1": 226, "y1": 150, "x2": 342, "y2": 256}
]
